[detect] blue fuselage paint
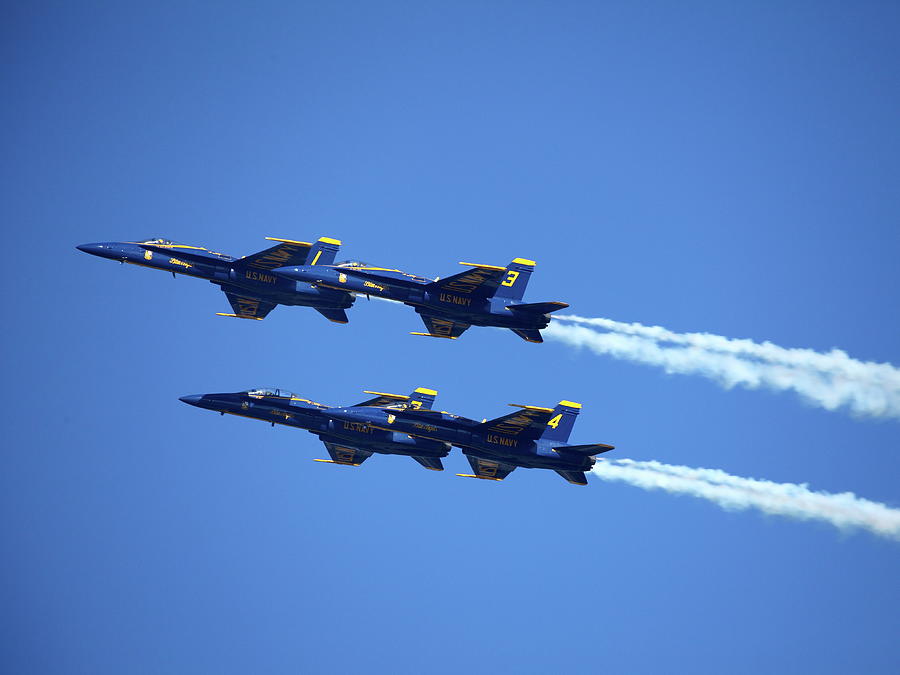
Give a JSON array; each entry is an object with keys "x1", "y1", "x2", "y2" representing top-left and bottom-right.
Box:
[
  {"x1": 326, "y1": 406, "x2": 595, "y2": 472},
  {"x1": 77, "y1": 242, "x2": 353, "y2": 310},
  {"x1": 181, "y1": 392, "x2": 450, "y2": 460},
  {"x1": 276, "y1": 264, "x2": 554, "y2": 330}
]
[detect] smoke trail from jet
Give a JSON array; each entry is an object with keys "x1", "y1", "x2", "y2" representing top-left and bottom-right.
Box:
[
  {"x1": 546, "y1": 317, "x2": 900, "y2": 419},
  {"x1": 592, "y1": 458, "x2": 900, "y2": 540}
]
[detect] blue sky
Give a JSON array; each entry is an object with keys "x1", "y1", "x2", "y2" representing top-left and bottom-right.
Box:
[{"x1": 3, "y1": 2, "x2": 899, "y2": 673}]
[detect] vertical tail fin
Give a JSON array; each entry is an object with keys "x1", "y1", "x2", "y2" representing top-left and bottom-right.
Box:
[
  {"x1": 408, "y1": 387, "x2": 437, "y2": 410},
  {"x1": 307, "y1": 237, "x2": 342, "y2": 266},
  {"x1": 493, "y1": 258, "x2": 535, "y2": 301},
  {"x1": 540, "y1": 400, "x2": 581, "y2": 444}
]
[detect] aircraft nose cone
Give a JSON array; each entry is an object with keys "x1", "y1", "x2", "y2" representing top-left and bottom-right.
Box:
[
  {"x1": 179, "y1": 394, "x2": 203, "y2": 406},
  {"x1": 77, "y1": 242, "x2": 117, "y2": 259}
]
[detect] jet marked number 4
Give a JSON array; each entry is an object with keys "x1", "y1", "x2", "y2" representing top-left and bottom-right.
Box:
[{"x1": 547, "y1": 414, "x2": 562, "y2": 429}]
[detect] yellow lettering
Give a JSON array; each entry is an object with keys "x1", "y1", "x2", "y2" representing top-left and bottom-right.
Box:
[
  {"x1": 501, "y1": 270, "x2": 519, "y2": 287},
  {"x1": 547, "y1": 414, "x2": 562, "y2": 429}
]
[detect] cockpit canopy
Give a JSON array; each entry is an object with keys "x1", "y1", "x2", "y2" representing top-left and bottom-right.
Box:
[
  {"x1": 246, "y1": 387, "x2": 298, "y2": 399},
  {"x1": 335, "y1": 260, "x2": 372, "y2": 268},
  {"x1": 138, "y1": 238, "x2": 184, "y2": 245}
]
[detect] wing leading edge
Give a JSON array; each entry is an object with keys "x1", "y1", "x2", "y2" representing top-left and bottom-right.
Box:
[{"x1": 457, "y1": 456, "x2": 517, "y2": 481}]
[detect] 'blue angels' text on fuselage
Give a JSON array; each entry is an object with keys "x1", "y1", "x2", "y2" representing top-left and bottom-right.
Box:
[
  {"x1": 179, "y1": 386, "x2": 449, "y2": 472},
  {"x1": 76, "y1": 236, "x2": 354, "y2": 323},
  {"x1": 274, "y1": 255, "x2": 570, "y2": 342},
  {"x1": 180, "y1": 387, "x2": 614, "y2": 485}
]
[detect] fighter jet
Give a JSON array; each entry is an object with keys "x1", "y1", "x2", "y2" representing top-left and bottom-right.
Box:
[
  {"x1": 179, "y1": 386, "x2": 451, "y2": 471},
  {"x1": 76, "y1": 236, "x2": 354, "y2": 323},
  {"x1": 275, "y1": 256, "x2": 568, "y2": 342},
  {"x1": 328, "y1": 398, "x2": 613, "y2": 485}
]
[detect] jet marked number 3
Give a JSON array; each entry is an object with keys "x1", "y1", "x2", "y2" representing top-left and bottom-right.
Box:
[
  {"x1": 547, "y1": 414, "x2": 562, "y2": 429},
  {"x1": 501, "y1": 270, "x2": 519, "y2": 287}
]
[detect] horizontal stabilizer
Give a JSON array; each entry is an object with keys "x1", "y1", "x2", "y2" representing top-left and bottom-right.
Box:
[
  {"x1": 315, "y1": 307, "x2": 349, "y2": 324},
  {"x1": 507, "y1": 301, "x2": 569, "y2": 315},
  {"x1": 511, "y1": 328, "x2": 543, "y2": 343},
  {"x1": 411, "y1": 456, "x2": 444, "y2": 471},
  {"x1": 555, "y1": 470, "x2": 589, "y2": 486},
  {"x1": 554, "y1": 443, "x2": 615, "y2": 455}
]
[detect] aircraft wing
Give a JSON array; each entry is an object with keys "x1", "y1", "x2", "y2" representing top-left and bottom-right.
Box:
[
  {"x1": 239, "y1": 239, "x2": 313, "y2": 271},
  {"x1": 555, "y1": 470, "x2": 589, "y2": 486},
  {"x1": 314, "y1": 442, "x2": 374, "y2": 467},
  {"x1": 352, "y1": 391, "x2": 410, "y2": 408},
  {"x1": 411, "y1": 456, "x2": 444, "y2": 471},
  {"x1": 457, "y1": 456, "x2": 517, "y2": 481},
  {"x1": 411, "y1": 314, "x2": 471, "y2": 339},
  {"x1": 476, "y1": 406, "x2": 556, "y2": 441},
  {"x1": 217, "y1": 288, "x2": 278, "y2": 320},
  {"x1": 425, "y1": 265, "x2": 507, "y2": 298}
]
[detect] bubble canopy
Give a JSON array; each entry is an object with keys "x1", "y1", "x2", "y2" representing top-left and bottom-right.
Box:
[
  {"x1": 138, "y1": 238, "x2": 183, "y2": 245},
  {"x1": 246, "y1": 388, "x2": 299, "y2": 399}
]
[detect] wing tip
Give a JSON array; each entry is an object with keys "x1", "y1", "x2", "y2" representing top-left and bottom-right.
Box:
[
  {"x1": 215, "y1": 313, "x2": 264, "y2": 321},
  {"x1": 265, "y1": 237, "x2": 313, "y2": 246},
  {"x1": 410, "y1": 332, "x2": 458, "y2": 339},
  {"x1": 313, "y1": 459, "x2": 361, "y2": 466}
]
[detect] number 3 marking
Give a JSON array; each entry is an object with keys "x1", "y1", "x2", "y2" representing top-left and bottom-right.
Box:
[{"x1": 502, "y1": 270, "x2": 519, "y2": 287}]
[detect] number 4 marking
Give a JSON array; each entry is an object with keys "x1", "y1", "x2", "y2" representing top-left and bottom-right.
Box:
[{"x1": 547, "y1": 414, "x2": 562, "y2": 429}]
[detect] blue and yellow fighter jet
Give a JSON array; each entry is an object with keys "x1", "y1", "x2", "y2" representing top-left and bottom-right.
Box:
[
  {"x1": 179, "y1": 386, "x2": 451, "y2": 471},
  {"x1": 275, "y1": 256, "x2": 568, "y2": 342},
  {"x1": 76, "y1": 236, "x2": 354, "y2": 323},
  {"x1": 328, "y1": 399, "x2": 613, "y2": 485}
]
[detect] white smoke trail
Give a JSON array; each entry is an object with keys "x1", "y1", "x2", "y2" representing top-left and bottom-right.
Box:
[
  {"x1": 593, "y1": 458, "x2": 900, "y2": 540},
  {"x1": 546, "y1": 317, "x2": 900, "y2": 419}
]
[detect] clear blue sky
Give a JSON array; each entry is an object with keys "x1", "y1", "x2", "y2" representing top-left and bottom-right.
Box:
[{"x1": 3, "y1": 2, "x2": 899, "y2": 673}]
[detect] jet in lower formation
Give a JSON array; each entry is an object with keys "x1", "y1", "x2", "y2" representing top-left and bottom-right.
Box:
[
  {"x1": 179, "y1": 386, "x2": 451, "y2": 471},
  {"x1": 328, "y1": 398, "x2": 613, "y2": 485},
  {"x1": 182, "y1": 387, "x2": 614, "y2": 485},
  {"x1": 276, "y1": 256, "x2": 568, "y2": 342},
  {"x1": 76, "y1": 236, "x2": 354, "y2": 323}
]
